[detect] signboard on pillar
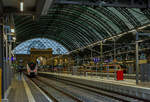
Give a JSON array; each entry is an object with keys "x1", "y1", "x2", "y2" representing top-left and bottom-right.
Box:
[
  {"x1": 4, "y1": 25, "x2": 10, "y2": 34},
  {"x1": 4, "y1": 25, "x2": 12, "y2": 42},
  {"x1": 93, "y1": 58, "x2": 99, "y2": 63}
]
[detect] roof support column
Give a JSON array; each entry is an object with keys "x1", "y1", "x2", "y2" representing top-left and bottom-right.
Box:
[
  {"x1": 136, "y1": 32, "x2": 139, "y2": 84},
  {"x1": 0, "y1": 17, "x2": 4, "y2": 101},
  {"x1": 100, "y1": 41, "x2": 103, "y2": 78}
]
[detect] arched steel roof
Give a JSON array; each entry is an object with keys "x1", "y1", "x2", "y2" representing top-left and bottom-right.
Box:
[{"x1": 14, "y1": 5, "x2": 150, "y2": 51}]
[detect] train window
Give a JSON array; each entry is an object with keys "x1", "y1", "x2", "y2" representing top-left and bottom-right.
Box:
[{"x1": 29, "y1": 63, "x2": 36, "y2": 70}]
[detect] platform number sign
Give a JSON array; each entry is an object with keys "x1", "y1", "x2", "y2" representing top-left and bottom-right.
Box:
[{"x1": 93, "y1": 58, "x2": 99, "y2": 63}]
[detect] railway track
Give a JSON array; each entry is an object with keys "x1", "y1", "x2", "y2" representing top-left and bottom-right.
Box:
[
  {"x1": 29, "y1": 76, "x2": 82, "y2": 102},
  {"x1": 25, "y1": 72, "x2": 148, "y2": 102},
  {"x1": 36, "y1": 76, "x2": 111, "y2": 102},
  {"x1": 40, "y1": 75, "x2": 147, "y2": 102}
]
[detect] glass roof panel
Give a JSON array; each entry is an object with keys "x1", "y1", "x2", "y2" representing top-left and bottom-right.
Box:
[
  {"x1": 90, "y1": 7, "x2": 122, "y2": 34},
  {"x1": 128, "y1": 8, "x2": 150, "y2": 25},
  {"x1": 107, "y1": 7, "x2": 134, "y2": 29},
  {"x1": 13, "y1": 38, "x2": 69, "y2": 54}
]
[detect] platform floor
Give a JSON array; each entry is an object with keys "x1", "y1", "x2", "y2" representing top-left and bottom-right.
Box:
[
  {"x1": 7, "y1": 73, "x2": 52, "y2": 102},
  {"x1": 8, "y1": 73, "x2": 29, "y2": 102},
  {"x1": 40, "y1": 72, "x2": 150, "y2": 89}
]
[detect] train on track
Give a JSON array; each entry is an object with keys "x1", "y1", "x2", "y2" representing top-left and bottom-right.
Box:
[{"x1": 27, "y1": 62, "x2": 38, "y2": 76}]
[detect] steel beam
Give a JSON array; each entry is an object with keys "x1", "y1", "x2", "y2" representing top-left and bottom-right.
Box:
[
  {"x1": 148, "y1": 0, "x2": 150, "y2": 8},
  {"x1": 36, "y1": 0, "x2": 54, "y2": 15},
  {"x1": 36, "y1": 0, "x2": 46, "y2": 15},
  {"x1": 0, "y1": 0, "x2": 3, "y2": 14},
  {"x1": 55, "y1": 0, "x2": 149, "y2": 8},
  {"x1": 136, "y1": 33, "x2": 139, "y2": 84},
  {"x1": 9, "y1": 42, "x2": 12, "y2": 67}
]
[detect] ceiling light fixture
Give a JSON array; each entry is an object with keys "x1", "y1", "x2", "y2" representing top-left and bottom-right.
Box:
[
  {"x1": 20, "y1": 2, "x2": 24, "y2": 12},
  {"x1": 11, "y1": 29, "x2": 15, "y2": 33}
]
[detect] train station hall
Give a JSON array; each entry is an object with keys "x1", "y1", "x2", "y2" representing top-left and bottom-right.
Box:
[{"x1": 1, "y1": 0, "x2": 150, "y2": 102}]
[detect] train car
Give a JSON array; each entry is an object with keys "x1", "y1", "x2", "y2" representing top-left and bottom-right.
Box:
[{"x1": 27, "y1": 62, "x2": 38, "y2": 76}]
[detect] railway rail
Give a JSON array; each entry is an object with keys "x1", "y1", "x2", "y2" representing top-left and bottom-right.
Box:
[
  {"x1": 28, "y1": 76, "x2": 82, "y2": 102},
  {"x1": 39, "y1": 75, "x2": 148, "y2": 102},
  {"x1": 36, "y1": 76, "x2": 114, "y2": 102},
  {"x1": 25, "y1": 72, "x2": 148, "y2": 102}
]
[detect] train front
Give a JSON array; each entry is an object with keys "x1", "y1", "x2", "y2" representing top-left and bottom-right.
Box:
[{"x1": 27, "y1": 62, "x2": 38, "y2": 76}]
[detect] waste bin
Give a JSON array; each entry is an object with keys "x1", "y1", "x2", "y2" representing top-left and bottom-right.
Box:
[{"x1": 116, "y1": 70, "x2": 123, "y2": 80}]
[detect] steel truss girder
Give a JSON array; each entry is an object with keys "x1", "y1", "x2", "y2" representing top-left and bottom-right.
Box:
[
  {"x1": 16, "y1": 14, "x2": 107, "y2": 40},
  {"x1": 48, "y1": 5, "x2": 116, "y2": 34},
  {"x1": 16, "y1": 6, "x2": 113, "y2": 38},
  {"x1": 17, "y1": 21, "x2": 103, "y2": 46},
  {"x1": 16, "y1": 21, "x2": 95, "y2": 48},
  {"x1": 55, "y1": 0, "x2": 150, "y2": 8},
  {"x1": 97, "y1": 7, "x2": 129, "y2": 32},
  {"x1": 16, "y1": 14, "x2": 108, "y2": 38},
  {"x1": 18, "y1": 26, "x2": 85, "y2": 46},
  {"x1": 15, "y1": 22, "x2": 90, "y2": 50},
  {"x1": 42, "y1": 14, "x2": 107, "y2": 39},
  {"x1": 16, "y1": 17, "x2": 103, "y2": 50},
  {"x1": 116, "y1": 8, "x2": 141, "y2": 27}
]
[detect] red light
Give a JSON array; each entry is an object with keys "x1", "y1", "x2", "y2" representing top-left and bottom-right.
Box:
[{"x1": 34, "y1": 69, "x2": 37, "y2": 72}]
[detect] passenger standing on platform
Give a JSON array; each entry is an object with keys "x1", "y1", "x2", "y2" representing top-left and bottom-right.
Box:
[
  {"x1": 18, "y1": 65, "x2": 23, "y2": 74},
  {"x1": 17, "y1": 65, "x2": 23, "y2": 80}
]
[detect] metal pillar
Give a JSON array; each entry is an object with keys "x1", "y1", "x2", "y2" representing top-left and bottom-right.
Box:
[
  {"x1": 9, "y1": 42, "x2": 12, "y2": 66},
  {"x1": 114, "y1": 39, "x2": 116, "y2": 60},
  {"x1": 107, "y1": 65, "x2": 109, "y2": 79},
  {"x1": 100, "y1": 42, "x2": 103, "y2": 78},
  {"x1": 5, "y1": 34, "x2": 9, "y2": 91},
  {"x1": 96, "y1": 63, "x2": 97, "y2": 77},
  {"x1": 136, "y1": 33, "x2": 139, "y2": 84},
  {"x1": 0, "y1": 20, "x2": 4, "y2": 101},
  {"x1": 113, "y1": 39, "x2": 117, "y2": 80},
  {"x1": 8, "y1": 41, "x2": 12, "y2": 88},
  {"x1": 68, "y1": 57, "x2": 70, "y2": 74},
  {"x1": 100, "y1": 42, "x2": 103, "y2": 62},
  {"x1": 90, "y1": 47, "x2": 93, "y2": 77}
]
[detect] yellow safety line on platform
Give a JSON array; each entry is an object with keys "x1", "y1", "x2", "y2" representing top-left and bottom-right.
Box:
[
  {"x1": 22, "y1": 75, "x2": 35, "y2": 102},
  {"x1": 0, "y1": 68, "x2": 1, "y2": 102}
]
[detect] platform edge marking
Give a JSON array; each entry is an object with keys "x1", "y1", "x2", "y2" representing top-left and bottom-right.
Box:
[
  {"x1": 22, "y1": 76, "x2": 36, "y2": 102},
  {"x1": 4, "y1": 85, "x2": 12, "y2": 99}
]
